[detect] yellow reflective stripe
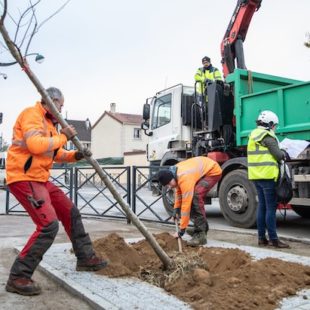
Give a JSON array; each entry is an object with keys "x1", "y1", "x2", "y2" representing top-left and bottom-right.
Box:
[{"x1": 181, "y1": 211, "x2": 190, "y2": 217}]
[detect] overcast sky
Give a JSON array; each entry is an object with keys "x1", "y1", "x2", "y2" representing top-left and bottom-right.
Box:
[{"x1": 0, "y1": 0, "x2": 309, "y2": 143}]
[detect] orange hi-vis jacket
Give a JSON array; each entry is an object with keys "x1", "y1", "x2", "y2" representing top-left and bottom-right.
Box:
[
  {"x1": 174, "y1": 156, "x2": 222, "y2": 229},
  {"x1": 6, "y1": 102, "x2": 77, "y2": 184}
]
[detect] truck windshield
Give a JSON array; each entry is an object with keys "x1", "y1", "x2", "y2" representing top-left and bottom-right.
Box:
[{"x1": 151, "y1": 94, "x2": 172, "y2": 130}]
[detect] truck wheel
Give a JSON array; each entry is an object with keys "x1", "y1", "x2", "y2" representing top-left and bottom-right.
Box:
[
  {"x1": 219, "y1": 169, "x2": 257, "y2": 228},
  {"x1": 291, "y1": 205, "x2": 310, "y2": 219},
  {"x1": 162, "y1": 186, "x2": 174, "y2": 217}
]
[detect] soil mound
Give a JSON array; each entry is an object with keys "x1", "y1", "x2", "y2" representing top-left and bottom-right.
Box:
[{"x1": 94, "y1": 232, "x2": 310, "y2": 310}]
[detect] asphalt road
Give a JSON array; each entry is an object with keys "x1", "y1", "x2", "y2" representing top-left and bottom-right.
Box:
[{"x1": 1, "y1": 186, "x2": 310, "y2": 241}]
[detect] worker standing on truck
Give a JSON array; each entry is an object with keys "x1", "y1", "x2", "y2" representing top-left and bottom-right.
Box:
[
  {"x1": 157, "y1": 156, "x2": 222, "y2": 246},
  {"x1": 194, "y1": 56, "x2": 222, "y2": 104},
  {"x1": 5, "y1": 87, "x2": 107, "y2": 296},
  {"x1": 247, "y1": 110, "x2": 290, "y2": 248}
]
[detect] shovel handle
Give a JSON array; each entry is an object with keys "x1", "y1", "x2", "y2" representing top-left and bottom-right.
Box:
[{"x1": 174, "y1": 219, "x2": 182, "y2": 253}]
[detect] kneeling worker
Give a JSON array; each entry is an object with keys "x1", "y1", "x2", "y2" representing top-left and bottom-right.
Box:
[{"x1": 157, "y1": 156, "x2": 222, "y2": 246}]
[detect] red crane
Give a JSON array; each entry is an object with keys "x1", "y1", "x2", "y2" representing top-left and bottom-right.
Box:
[{"x1": 221, "y1": 0, "x2": 262, "y2": 78}]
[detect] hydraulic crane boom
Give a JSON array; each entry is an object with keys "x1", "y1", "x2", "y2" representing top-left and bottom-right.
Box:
[{"x1": 221, "y1": 0, "x2": 262, "y2": 78}]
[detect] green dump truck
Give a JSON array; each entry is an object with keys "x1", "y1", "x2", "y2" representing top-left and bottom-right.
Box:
[{"x1": 141, "y1": 68, "x2": 310, "y2": 228}]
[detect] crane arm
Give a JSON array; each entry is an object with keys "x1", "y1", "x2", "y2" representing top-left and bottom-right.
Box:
[{"x1": 221, "y1": 0, "x2": 262, "y2": 78}]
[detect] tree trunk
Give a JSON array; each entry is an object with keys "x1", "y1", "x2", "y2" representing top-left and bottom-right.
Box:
[{"x1": 0, "y1": 24, "x2": 172, "y2": 269}]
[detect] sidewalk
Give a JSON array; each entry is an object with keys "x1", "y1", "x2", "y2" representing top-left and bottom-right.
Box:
[{"x1": 1, "y1": 214, "x2": 310, "y2": 309}]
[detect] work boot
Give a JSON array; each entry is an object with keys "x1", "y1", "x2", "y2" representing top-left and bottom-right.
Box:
[
  {"x1": 76, "y1": 254, "x2": 108, "y2": 271},
  {"x1": 269, "y1": 239, "x2": 290, "y2": 249},
  {"x1": 6, "y1": 278, "x2": 41, "y2": 296},
  {"x1": 186, "y1": 227, "x2": 197, "y2": 237},
  {"x1": 258, "y1": 238, "x2": 269, "y2": 246},
  {"x1": 186, "y1": 223, "x2": 209, "y2": 237},
  {"x1": 187, "y1": 232, "x2": 207, "y2": 247}
]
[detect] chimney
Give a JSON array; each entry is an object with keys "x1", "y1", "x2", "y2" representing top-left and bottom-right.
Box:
[
  {"x1": 85, "y1": 118, "x2": 91, "y2": 130},
  {"x1": 110, "y1": 102, "x2": 116, "y2": 113}
]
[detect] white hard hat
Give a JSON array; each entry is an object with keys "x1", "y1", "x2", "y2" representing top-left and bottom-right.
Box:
[{"x1": 257, "y1": 110, "x2": 279, "y2": 127}]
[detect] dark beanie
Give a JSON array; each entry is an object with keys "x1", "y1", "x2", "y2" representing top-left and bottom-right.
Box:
[
  {"x1": 202, "y1": 56, "x2": 211, "y2": 63},
  {"x1": 157, "y1": 170, "x2": 174, "y2": 186}
]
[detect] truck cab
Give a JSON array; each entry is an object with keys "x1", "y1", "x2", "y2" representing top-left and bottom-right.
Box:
[{"x1": 142, "y1": 84, "x2": 195, "y2": 167}]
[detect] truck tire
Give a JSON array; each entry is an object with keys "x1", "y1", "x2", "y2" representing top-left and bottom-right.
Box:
[
  {"x1": 162, "y1": 186, "x2": 174, "y2": 217},
  {"x1": 291, "y1": 205, "x2": 310, "y2": 219},
  {"x1": 219, "y1": 169, "x2": 257, "y2": 228}
]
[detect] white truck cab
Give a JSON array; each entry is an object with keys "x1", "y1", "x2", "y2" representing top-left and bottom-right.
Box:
[{"x1": 142, "y1": 84, "x2": 195, "y2": 167}]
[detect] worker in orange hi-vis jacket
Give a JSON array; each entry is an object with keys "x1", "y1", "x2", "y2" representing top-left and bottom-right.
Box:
[
  {"x1": 5, "y1": 87, "x2": 108, "y2": 296},
  {"x1": 157, "y1": 156, "x2": 222, "y2": 247}
]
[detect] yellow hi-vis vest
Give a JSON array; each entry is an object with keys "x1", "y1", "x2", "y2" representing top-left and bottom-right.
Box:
[
  {"x1": 247, "y1": 128, "x2": 279, "y2": 181},
  {"x1": 194, "y1": 67, "x2": 222, "y2": 94}
]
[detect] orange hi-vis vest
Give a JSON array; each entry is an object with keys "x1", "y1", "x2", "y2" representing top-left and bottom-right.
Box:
[
  {"x1": 6, "y1": 102, "x2": 77, "y2": 184},
  {"x1": 174, "y1": 156, "x2": 222, "y2": 229}
]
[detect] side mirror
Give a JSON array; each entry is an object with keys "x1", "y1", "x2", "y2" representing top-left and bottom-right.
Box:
[
  {"x1": 141, "y1": 120, "x2": 153, "y2": 136},
  {"x1": 142, "y1": 103, "x2": 150, "y2": 120}
]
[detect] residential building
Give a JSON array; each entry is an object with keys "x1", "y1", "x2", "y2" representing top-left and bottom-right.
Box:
[
  {"x1": 91, "y1": 103, "x2": 147, "y2": 160},
  {"x1": 65, "y1": 118, "x2": 91, "y2": 150}
]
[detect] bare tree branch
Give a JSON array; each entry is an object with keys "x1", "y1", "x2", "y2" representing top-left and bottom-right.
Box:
[
  {"x1": 0, "y1": 0, "x2": 71, "y2": 66},
  {"x1": 0, "y1": 2, "x2": 17, "y2": 27},
  {"x1": 36, "y1": 0, "x2": 71, "y2": 32},
  {"x1": 23, "y1": 5, "x2": 38, "y2": 55},
  {"x1": 14, "y1": 0, "x2": 41, "y2": 44},
  {"x1": 0, "y1": 0, "x2": 7, "y2": 25}
]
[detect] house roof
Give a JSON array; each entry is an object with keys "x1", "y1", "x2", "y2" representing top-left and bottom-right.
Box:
[
  {"x1": 92, "y1": 111, "x2": 143, "y2": 129},
  {"x1": 66, "y1": 119, "x2": 91, "y2": 142}
]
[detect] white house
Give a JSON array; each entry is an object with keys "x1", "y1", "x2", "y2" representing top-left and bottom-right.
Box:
[{"x1": 91, "y1": 103, "x2": 148, "y2": 162}]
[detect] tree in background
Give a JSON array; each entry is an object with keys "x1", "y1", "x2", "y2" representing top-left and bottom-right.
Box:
[{"x1": 0, "y1": 0, "x2": 71, "y2": 68}]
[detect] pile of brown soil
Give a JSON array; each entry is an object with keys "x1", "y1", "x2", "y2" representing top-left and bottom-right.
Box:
[{"x1": 93, "y1": 233, "x2": 310, "y2": 310}]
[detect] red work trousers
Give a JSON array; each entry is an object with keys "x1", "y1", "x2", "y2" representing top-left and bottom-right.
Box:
[
  {"x1": 191, "y1": 174, "x2": 222, "y2": 232},
  {"x1": 8, "y1": 181, "x2": 94, "y2": 279}
]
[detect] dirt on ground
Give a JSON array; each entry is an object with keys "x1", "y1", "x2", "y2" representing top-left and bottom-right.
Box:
[{"x1": 94, "y1": 232, "x2": 310, "y2": 310}]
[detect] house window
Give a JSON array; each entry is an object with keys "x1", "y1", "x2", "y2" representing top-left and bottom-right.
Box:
[{"x1": 134, "y1": 128, "x2": 141, "y2": 139}]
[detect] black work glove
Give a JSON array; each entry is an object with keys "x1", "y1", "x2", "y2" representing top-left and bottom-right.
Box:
[
  {"x1": 172, "y1": 208, "x2": 181, "y2": 220},
  {"x1": 281, "y1": 149, "x2": 291, "y2": 161},
  {"x1": 74, "y1": 148, "x2": 92, "y2": 160}
]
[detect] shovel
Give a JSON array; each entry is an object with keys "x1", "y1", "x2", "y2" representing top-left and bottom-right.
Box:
[{"x1": 174, "y1": 218, "x2": 183, "y2": 253}]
